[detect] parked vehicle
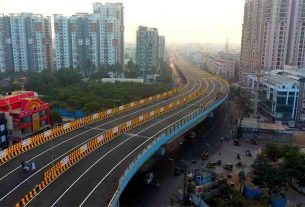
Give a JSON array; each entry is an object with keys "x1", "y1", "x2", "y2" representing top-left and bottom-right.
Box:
[
  {"x1": 223, "y1": 163, "x2": 233, "y2": 171},
  {"x1": 233, "y1": 140, "x2": 241, "y2": 146},
  {"x1": 206, "y1": 161, "x2": 217, "y2": 169}
]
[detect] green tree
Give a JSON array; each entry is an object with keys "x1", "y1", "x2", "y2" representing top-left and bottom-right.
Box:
[{"x1": 50, "y1": 111, "x2": 62, "y2": 125}]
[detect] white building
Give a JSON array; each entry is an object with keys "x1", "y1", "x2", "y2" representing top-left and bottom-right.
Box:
[
  {"x1": 0, "y1": 13, "x2": 52, "y2": 72},
  {"x1": 245, "y1": 68, "x2": 305, "y2": 123},
  {"x1": 54, "y1": 2, "x2": 124, "y2": 70},
  {"x1": 205, "y1": 55, "x2": 236, "y2": 80},
  {"x1": 54, "y1": 14, "x2": 72, "y2": 69},
  {"x1": 93, "y1": 2, "x2": 124, "y2": 65}
]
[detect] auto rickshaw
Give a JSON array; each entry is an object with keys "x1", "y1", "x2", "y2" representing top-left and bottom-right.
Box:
[
  {"x1": 223, "y1": 163, "x2": 233, "y2": 171},
  {"x1": 206, "y1": 161, "x2": 217, "y2": 169}
]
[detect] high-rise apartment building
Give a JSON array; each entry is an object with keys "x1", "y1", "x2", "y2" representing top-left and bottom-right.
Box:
[
  {"x1": 136, "y1": 26, "x2": 159, "y2": 71},
  {"x1": 0, "y1": 13, "x2": 52, "y2": 72},
  {"x1": 54, "y1": 3, "x2": 124, "y2": 71},
  {"x1": 0, "y1": 14, "x2": 14, "y2": 72},
  {"x1": 240, "y1": 0, "x2": 305, "y2": 80},
  {"x1": 93, "y1": 2, "x2": 124, "y2": 65},
  {"x1": 54, "y1": 14, "x2": 71, "y2": 69},
  {"x1": 158, "y1": 36, "x2": 165, "y2": 62},
  {"x1": 287, "y1": 0, "x2": 305, "y2": 67}
]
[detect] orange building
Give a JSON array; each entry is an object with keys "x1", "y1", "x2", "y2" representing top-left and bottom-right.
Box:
[{"x1": 0, "y1": 91, "x2": 50, "y2": 142}]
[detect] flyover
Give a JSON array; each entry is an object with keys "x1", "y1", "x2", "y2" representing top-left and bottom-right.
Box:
[{"x1": 0, "y1": 53, "x2": 229, "y2": 207}]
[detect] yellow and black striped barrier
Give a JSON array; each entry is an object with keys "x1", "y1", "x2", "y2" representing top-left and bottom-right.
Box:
[
  {"x1": 0, "y1": 87, "x2": 181, "y2": 167},
  {"x1": 15, "y1": 85, "x2": 207, "y2": 207}
]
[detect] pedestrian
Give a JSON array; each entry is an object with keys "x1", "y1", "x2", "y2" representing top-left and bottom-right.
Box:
[{"x1": 32, "y1": 161, "x2": 36, "y2": 171}]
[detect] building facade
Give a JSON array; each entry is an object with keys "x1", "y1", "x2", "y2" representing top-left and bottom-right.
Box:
[
  {"x1": 0, "y1": 91, "x2": 50, "y2": 142},
  {"x1": 1, "y1": 13, "x2": 53, "y2": 72},
  {"x1": 93, "y1": 2, "x2": 124, "y2": 66},
  {"x1": 54, "y1": 3, "x2": 124, "y2": 71},
  {"x1": 54, "y1": 14, "x2": 72, "y2": 69},
  {"x1": 240, "y1": 0, "x2": 305, "y2": 80},
  {"x1": 204, "y1": 55, "x2": 237, "y2": 80},
  {"x1": 245, "y1": 67, "x2": 305, "y2": 123},
  {"x1": 158, "y1": 36, "x2": 165, "y2": 62},
  {"x1": 136, "y1": 26, "x2": 159, "y2": 71}
]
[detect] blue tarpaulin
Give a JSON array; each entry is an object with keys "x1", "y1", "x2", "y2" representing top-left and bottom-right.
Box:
[
  {"x1": 195, "y1": 175, "x2": 212, "y2": 186},
  {"x1": 271, "y1": 197, "x2": 287, "y2": 207},
  {"x1": 243, "y1": 186, "x2": 262, "y2": 199},
  {"x1": 54, "y1": 108, "x2": 87, "y2": 119}
]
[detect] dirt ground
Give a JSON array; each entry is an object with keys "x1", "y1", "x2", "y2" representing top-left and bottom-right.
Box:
[{"x1": 293, "y1": 130, "x2": 305, "y2": 147}]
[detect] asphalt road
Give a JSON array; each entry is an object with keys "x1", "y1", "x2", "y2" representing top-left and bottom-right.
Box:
[{"x1": 0, "y1": 55, "x2": 228, "y2": 206}]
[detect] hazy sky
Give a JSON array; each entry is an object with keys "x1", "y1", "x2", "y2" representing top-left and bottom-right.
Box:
[{"x1": 1, "y1": 0, "x2": 244, "y2": 45}]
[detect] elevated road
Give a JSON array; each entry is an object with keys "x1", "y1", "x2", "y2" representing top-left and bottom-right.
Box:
[{"x1": 0, "y1": 55, "x2": 229, "y2": 206}]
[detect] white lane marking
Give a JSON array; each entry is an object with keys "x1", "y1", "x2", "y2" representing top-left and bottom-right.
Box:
[
  {"x1": 50, "y1": 79, "x2": 216, "y2": 207},
  {"x1": 0, "y1": 77, "x2": 198, "y2": 201},
  {"x1": 79, "y1": 80, "x2": 219, "y2": 207},
  {"x1": 0, "y1": 77, "x2": 194, "y2": 184},
  {"x1": 24, "y1": 77, "x2": 206, "y2": 207}
]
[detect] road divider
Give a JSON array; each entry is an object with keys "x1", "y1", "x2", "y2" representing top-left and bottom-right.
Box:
[
  {"x1": 15, "y1": 84, "x2": 208, "y2": 207},
  {"x1": 0, "y1": 87, "x2": 180, "y2": 166}
]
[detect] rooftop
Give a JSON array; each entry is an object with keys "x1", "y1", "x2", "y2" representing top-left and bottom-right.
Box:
[{"x1": 241, "y1": 118, "x2": 289, "y2": 131}]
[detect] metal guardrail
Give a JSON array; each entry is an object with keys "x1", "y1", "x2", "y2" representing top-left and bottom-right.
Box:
[
  {"x1": 14, "y1": 84, "x2": 207, "y2": 207},
  {"x1": 0, "y1": 87, "x2": 180, "y2": 166},
  {"x1": 108, "y1": 92, "x2": 229, "y2": 207}
]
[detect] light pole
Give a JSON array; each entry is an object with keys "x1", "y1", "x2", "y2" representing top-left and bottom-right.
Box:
[{"x1": 50, "y1": 135, "x2": 54, "y2": 166}]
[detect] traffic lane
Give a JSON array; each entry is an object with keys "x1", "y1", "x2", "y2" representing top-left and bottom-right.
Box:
[
  {"x1": 0, "y1": 133, "x2": 135, "y2": 206},
  {"x1": 28, "y1": 134, "x2": 147, "y2": 207},
  {"x1": 49, "y1": 79, "x2": 219, "y2": 206},
  {"x1": 0, "y1": 76, "x2": 197, "y2": 180},
  {"x1": 0, "y1": 127, "x2": 105, "y2": 202},
  {"x1": 0, "y1": 80, "x2": 198, "y2": 205},
  {"x1": 73, "y1": 81, "x2": 222, "y2": 206},
  {"x1": 0, "y1": 75, "x2": 202, "y2": 205}
]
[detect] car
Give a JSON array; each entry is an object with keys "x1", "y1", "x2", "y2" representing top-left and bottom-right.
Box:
[{"x1": 233, "y1": 140, "x2": 241, "y2": 146}]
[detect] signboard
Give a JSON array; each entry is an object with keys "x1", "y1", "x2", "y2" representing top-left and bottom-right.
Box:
[
  {"x1": 0, "y1": 150, "x2": 7, "y2": 159},
  {"x1": 107, "y1": 109, "x2": 112, "y2": 115},
  {"x1": 97, "y1": 134, "x2": 104, "y2": 142},
  {"x1": 80, "y1": 144, "x2": 88, "y2": 152},
  {"x1": 113, "y1": 126, "x2": 119, "y2": 133},
  {"x1": 139, "y1": 116, "x2": 143, "y2": 121},
  {"x1": 21, "y1": 139, "x2": 31, "y2": 147},
  {"x1": 61, "y1": 156, "x2": 69, "y2": 166},
  {"x1": 92, "y1": 113, "x2": 99, "y2": 119},
  {"x1": 44, "y1": 130, "x2": 51, "y2": 137},
  {"x1": 126, "y1": 120, "x2": 132, "y2": 126},
  {"x1": 63, "y1": 123, "x2": 70, "y2": 130}
]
